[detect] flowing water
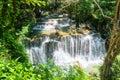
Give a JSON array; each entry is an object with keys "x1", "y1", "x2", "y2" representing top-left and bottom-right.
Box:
[{"x1": 25, "y1": 33, "x2": 106, "y2": 69}]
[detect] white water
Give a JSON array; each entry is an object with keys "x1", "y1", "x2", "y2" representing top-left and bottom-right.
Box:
[
  {"x1": 33, "y1": 17, "x2": 71, "y2": 31},
  {"x1": 26, "y1": 33, "x2": 106, "y2": 68}
]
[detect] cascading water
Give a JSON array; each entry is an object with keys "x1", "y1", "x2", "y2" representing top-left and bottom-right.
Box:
[{"x1": 25, "y1": 33, "x2": 106, "y2": 68}]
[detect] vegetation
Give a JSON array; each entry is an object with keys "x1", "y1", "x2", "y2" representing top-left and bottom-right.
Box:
[
  {"x1": 0, "y1": 60, "x2": 89, "y2": 80},
  {"x1": 0, "y1": 0, "x2": 45, "y2": 61},
  {"x1": 109, "y1": 54, "x2": 120, "y2": 80},
  {"x1": 0, "y1": 0, "x2": 120, "y2": 80},
  {"x1": 99, "y1": 0, "x2": 120, "y2": 80}
]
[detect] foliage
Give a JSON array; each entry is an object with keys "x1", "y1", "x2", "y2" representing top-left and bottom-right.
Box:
[
  {"x1": 0, "y1": 60, "x2": 40, "y2": 80},
  {"x1": 2, "y1": 31, "x2": 28, "y2": 62},
  {"x1": 0, "y1": 0, "x2": 46, "y2": 61},
  {"x1": 77, "y1": 0, "x2": 93, "y2": 22},
  {"x1": 105, "y1": 54, "x2": 120, "y2": 80},
  {"x1": 0, "y1": 41, "x2": 10, "y2": 60},
  {"x1": 22, "y1": 0, "x2": 46, "y2": 7},
  {"x1": 91, "y1": 0, "x2": 116, "y2": 42},
  {"x1": 100, "y1": 54, "x2": 120, "y2": 80},
  {"x1": 92, "y1": 0, "x2": 115, "y2": 20},
  {"x1": 100, "y1": 0, "x2": 120, "y2": 79},
  {"x1": 0, "y1": 60, "x2": 90, "y2": 80}
]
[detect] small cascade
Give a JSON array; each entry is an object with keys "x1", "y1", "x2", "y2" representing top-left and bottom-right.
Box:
[
  {"x1": 33, "y1": 14, "x2": 71, "y2": 31},
  {"x1": 25, "y1": 33, "x2": 106, "y2": 68}
]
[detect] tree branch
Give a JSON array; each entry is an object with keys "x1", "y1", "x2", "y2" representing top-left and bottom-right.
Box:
[{"x1": 93, "y1": 0, "x2": 113, "y2": 20}]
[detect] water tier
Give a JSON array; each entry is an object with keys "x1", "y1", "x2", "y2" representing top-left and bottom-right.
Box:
[{"x1": 25, "y1": 33, "x2": 106, "y2": 68}]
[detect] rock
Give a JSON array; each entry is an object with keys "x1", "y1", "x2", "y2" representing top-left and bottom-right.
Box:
[{"x1": 45, "y1": 40, "x2": 59, "y2": 59}]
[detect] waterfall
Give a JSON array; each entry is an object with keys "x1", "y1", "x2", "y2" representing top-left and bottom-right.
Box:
[{"x1": 25, "y1": 33, "x2": 106, "y2": 68}]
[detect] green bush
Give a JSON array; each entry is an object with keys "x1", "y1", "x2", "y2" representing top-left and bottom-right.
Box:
[
  {"x1": 0, "y1": 60, "x2": 40, "y2": 80},
  {"x1": 0, "y1": 41, "x2": 10, "y2": 60},
  {"x1": 3, "y1": 32, "x2": 28, "y2": 62},
  {"x1": 0, "y1": 60, "x2": 90, "y2": 80}
]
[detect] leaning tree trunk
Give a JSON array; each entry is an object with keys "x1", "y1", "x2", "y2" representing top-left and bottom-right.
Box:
[{"x1": 100, "y1": 0, "x2": 120, "y2": 80}]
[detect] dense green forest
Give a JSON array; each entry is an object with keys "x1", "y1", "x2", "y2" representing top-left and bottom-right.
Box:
[{"x1": 0, "y1": 0, "x2": 120, "y2": 80}]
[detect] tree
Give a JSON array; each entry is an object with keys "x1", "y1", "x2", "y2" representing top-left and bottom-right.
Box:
[
  {"x1": 0, "y1": 0, "x2": 46, "y2": 61},
  {"x1": 93, "y1": 0, "x2": 120, "y2": 80}
]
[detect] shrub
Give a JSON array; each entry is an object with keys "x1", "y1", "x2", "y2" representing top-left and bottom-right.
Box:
[
  {"x1": 0, "y1": 60, "x2": 41, "y2": 80},
  {"x1": 2, "y1": 31, "x2": 28, "y2": 62},
  {"x1": 0, "y1": 60, "x2": 90, "y2": 80}
]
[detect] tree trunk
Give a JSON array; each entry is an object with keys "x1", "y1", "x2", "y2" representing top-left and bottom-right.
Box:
[
  {"x1": 0, "y1": 0, "x2": 9, "y2": 33},
  {"x1": 13, "y1": 0, "x2": 16, "y2": 12},
  {"x1": 100, "y1": 0, "x2": 120, "y2": 80}
]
